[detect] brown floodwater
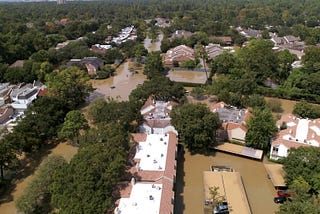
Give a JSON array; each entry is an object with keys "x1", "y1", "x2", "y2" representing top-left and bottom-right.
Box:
[
  {"x1": 89, "y1": 61, "x2": 146, "y2": 102},
  {"x1": 0, "y1": 143, "x2": 78, "y2": 214},
  {"x1": 167, "y1": 70, "x2": 208, "y2": 84},
  {"x1": 143, "y1": 33, "x2": 163, "y2": 52},
  {"x1": 175, "y1": 150, "x2": 279, "y2": 214}
]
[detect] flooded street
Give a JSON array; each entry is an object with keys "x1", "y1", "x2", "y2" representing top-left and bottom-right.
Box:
[
  {"x1": 175, "y1": 150, "x2": 279, "y2": 214},
  {"x1": 144, "y1": 33, "x2": 163, "y2": 52},
  {"x1": 89, "y1": 61, "x2": 146, "y2": 102},
  {"x1": 89, "y1": 33, "x2": 164, "y2": 102}
]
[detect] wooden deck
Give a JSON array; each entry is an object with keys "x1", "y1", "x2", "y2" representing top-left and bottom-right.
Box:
[{"x1": 214, "y1": 143, "x2": 263, "y2": 160}]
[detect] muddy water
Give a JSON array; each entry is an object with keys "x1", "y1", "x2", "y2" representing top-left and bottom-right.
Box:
[
  {"x1": 167, "y1": 70, "x2": 208, "y2": 84},
  {"x1": 175, "y1": 150, "x2": 279, "y2": 214},
  {"x1": 89, "y1": 61, "x2": 146, "y2": 102},
  {"x1": 143, "y1": 33, "x2": 163, "y2": 52},
  {"x1": 0, "y1": 143, "x2": 78, "y2": 214}
]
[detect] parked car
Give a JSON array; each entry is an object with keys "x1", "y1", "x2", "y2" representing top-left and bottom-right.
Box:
[
  {"x1": 213, "y1": 202, "x2": 229, "y2": 214},
  {"x1": 277, "y1": 190, "x2": 291, "y2": 198},
  {"x1": 274, "y1": 196, "x2": 290, "y2": 204}
]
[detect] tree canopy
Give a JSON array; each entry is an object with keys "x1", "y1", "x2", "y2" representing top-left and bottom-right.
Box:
[
  {"x1": 245, "y1": 107, "x2": 277, "y2": 150},
  {"x1": 46, "y1": 66, "x2": 93, "y2": 109},
  {"x1": 170, "y1": 103, "x2": 220, "y2": 152},
  {"x1": 16, "y1": 155, "x2": 67, "y2": 214},
  {"x1": 50, "y1": 143, "x2": 127, "y2": 214},
  {"x1": 129, "y1": 76, "x2": 185, "y2": 104},
  {"x1": 58, "y1": 110, "x2": 89, "y2": 144},
  {"x1": 279, "y1": 147, "x2": 320, "y2": 214}
]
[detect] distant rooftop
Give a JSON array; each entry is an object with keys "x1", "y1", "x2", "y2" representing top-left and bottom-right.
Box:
[{"x1": 212, "y1": 104, "x2": 247, "y2": 124}]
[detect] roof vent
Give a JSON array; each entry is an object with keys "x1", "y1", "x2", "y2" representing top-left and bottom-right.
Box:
[{"x1": 149, "y1": 195, "x2": 154, "y2": 200}]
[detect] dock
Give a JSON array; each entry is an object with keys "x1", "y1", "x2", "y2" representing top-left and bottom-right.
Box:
[
  {"x1": 264, "y1": 164, "x2": 287, "y2": 188},
  {"x1": 214, "y1": 143, "x2": 263, "y2": 160},
  {"x1": 203, "y1": 171, "x2": 252, "y2": 214}
]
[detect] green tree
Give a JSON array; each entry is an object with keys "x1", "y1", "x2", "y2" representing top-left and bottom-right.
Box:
[
  {"x1": 12, "y1": 96, "x2": 69, "y2": 152},
  {"x1": 302, "y1": 46, "x2": 320, "y2": 74},
  {"x1": 16, "y1": 155, "x2": 67, "y2": 214},
  {"x1": 245, "y1": 107, "x2": 277, "y2": 150},
  {"x1": 211, "y1": 51, "x2": 235, "y2": 75},
  {"x1": 293, "y1": 101, "x2": 320, "y2": 119},
  {"x1": 50, "y1": 143, "x2": 126, "y2": 214},
  {"x1": 86, "y1": 99, "x2": 141, "y2": 132},
  {"x1": 46, "y1": 66, "x2": 93, "y2": 109},
  {"x1": 58, "y1": 110, "x2": 89, "y2": 144},
  {"x1": 0, "y1": 135, "x2": 19, "y2": 181},
  {"x1": 279, "y1": 149, "x2": 320, "y2": 214},
  {"x1": 277, "y1": 200, "x2": 318, "y2": 214},
  {"x1": 283, "y1": 146, "x2": 320, "y2": 188},
  {"x1": 276, "y1": 50, "x2": 297, "y2": 83},
  {"x1": 143, "y1": 51, "x2": 164, "y2": 79},
  {"x1": 170, "y1": 103, "x2": 221, "y2": 152},
  {"x1": 209, "y1": 186, "x2": 225, "y2": 209},
  {"x1": 236, "y1": 39, "x2": 278, "y2": 83},
  {"x1": 79, "y1": 122, "x2": 130, "y2": 152},
  {"x1": 129, "y1": 76, "x2": 185, "y2": 103},
  {"x1": 37, "y1": 61, "x2": 53, "y2": 82}
]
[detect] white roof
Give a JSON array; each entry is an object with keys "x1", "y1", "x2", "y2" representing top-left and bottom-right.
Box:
[
  {"x1": 295, "y1": 118, "x2": 309, "y2": 142},
  {"x1": 310, "y1": 125, "x2": 320, "y2": 136},
  {"x1": 134, "y1": 134, "x2": 169, "y2": 171},
  {"x1": 117, "y1": 183, "x2": 162, "y2": 214}
]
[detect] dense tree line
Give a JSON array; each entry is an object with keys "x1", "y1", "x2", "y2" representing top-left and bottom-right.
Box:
[
  {"x1": 1, "y1": 0, "x2": 320, "y2": 65},
  {"x1": 207, "y1": 39, "x2": 320, "y2": 104}
]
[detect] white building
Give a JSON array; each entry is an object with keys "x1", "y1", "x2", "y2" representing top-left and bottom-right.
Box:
[
  {"x1": 10, "y1": 83, "x2": 40, "y2": 111},
  {"x1": 140, "y1": 98, "x2": 178, "y2": 135},
  {"x1": 270, "y1": 113, "x2": 320, "y2": 160}
]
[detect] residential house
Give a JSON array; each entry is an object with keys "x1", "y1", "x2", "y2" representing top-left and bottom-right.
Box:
[
  {"x1": 111, "y1": 26, "x2": 135, "y2": 45},
  {"x1": 212, "y1": 36, "x2": 233, "y2": 45},
  {"x1": 164, "y1": 45, "x2": 195, "y2": 67},
  {"x1": 91, "y1": 44, "x2": 112, "y2": 55},
  {"x1": 270, "y1": 114, "x2": 320, "y2": 160},
  {"x1": 271, "y1": 36, "x2": 284, "y2": 46},
  {"x1": 10, "y1": 83, "x2": 40, "y2": 111},
  {"x1": 0, "y1": 83, "x2": 14, "y2": 107},
  {"x1": 283, "y1": 35, "x2": 301, "y2": 44},
  {"x1": 171, "y1": 30, "x2": 193, "y2": 40},
  {"x1": 155, "y1": 18, "x2": 171, "y2": 28},
  {"x1": 205, "y1": 43, "x2": 225, "y2": 60},
  {"x1": 140, "y1": 97, "x2": 178, "y2": 135},
  {"x1": 211, "y1": 102, "x2": 252, "y2": 143},
  {"x1": 55, "y1": 37, "x2": 85, "y2": 50},
  {"x1": 67, "y1": 57, "x2": 104, "y2": 75},
  {"x1": 236, "y1": 27, "x2": 262, "y2": 39},
  {"x1": 81, "y1": 57, "x2": 104, "y2": 75},
  {"x1": 0, "y1": 106, "x2": 14, "y2": 124}
]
